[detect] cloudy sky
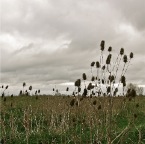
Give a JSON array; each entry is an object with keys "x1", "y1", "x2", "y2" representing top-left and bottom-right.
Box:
[{"x1": 0, "y1": 0, "x2": 145, "y2": 95}]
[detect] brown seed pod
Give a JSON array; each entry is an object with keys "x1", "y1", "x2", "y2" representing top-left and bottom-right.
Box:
[
  {"x1": 102, "y1": 79, "x2": 104, "y2": 84},
  {"x1": 123, "y1": 55, "x2": 128, "y2": 63},
  {"x1": 35, "y1": 90, "x2": 37, "y2": 95},
  {"x1": 83, "y1": 88, "x2": 87, "y2": 97},
  {"x1": 107, "y1": 86, "x2": 111, "y2": 94},
  {"x1": 96, "y1": 61, "x2": 100, "y2": 68},
  {"x1": 5, "y1": 85, "x2": 8, "y2": 89},
  {"x1": 120, "y1": 48, "x2": 124, "y2": 55},
  {"x1": 98, "y1": 105, "x2": 101, "y2": 110},
  {"x1": 29, "y1": 86, "x2": 32, "y2": 91},
  {"x1": 91, "y1": 76, "x2": 95, "y2": 81},
  {"x1": 100, "y1": 40, "x2": 105, "y2": 51},
  {"x1": 78, "y1": 87, "x2": 81, "y2": 93},
  {"x1": 66, "y1": 87, "x2": 69, "y2": 91},
  {"x1": 130, "y1": 52, "x2": 133, "y2": 59},
  {"x1": 108, "y1": 46, "x2": 112, "y2": 52},
  {"x1": 38, "y1": 90, "x2": 40, "y2": 93},
  {"x1": 106, "y1": 54, "x2": 112, "y2": 64},
  {"x1": 19, "y1": 90, "x2": 22, "y2": 95},
  {"x1": 70, "y1": 99, "x2": 75, "y2": 106},
  {"x1": 102, "y1": 65, "x2": 105, "y2": 70},
  {"x1": 75, "y1": 79, "x2": 81, "y2": 87},
  {"x1": 23, "y1": 82, "x2": 26, "y2": 87},
  {"x1": 121, "y1": 76, "x2": 126, "y2": 83},
  {"x1": 93, "y1": 100, "x2": 97, "y2": 105},
  {"x1": 11, "y1": 94, "x2": 13, "y2": 98},
  {"x1": 82, "y1": 73, "x2": 87, "y2": 80},
  {"x1": 2, "y1": 85, "x2": 4, "y2": 88},
  {"x1": 134, "y1": 114, "x2": 137, "y2": 118},
  {"x1": 91, "y1": 62, "x2": 95, "y2": 67}
]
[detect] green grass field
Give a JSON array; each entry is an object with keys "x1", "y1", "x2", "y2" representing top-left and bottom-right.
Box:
[{"x1": 1, "y1": 95, "x2": 145, "y2": 144}]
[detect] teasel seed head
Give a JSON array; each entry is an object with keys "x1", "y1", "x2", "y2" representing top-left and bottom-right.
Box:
[
  {"x1": 91, "y1": 76, "x2": 95, "y2": 81},
  {"x1": 38, "y1": 90, "x2": 40, "y2": 93},
  {"x1": 100, "y1": 40, "x2": 105, "y2": 51},
  {"x1": 98, "y1": 105, "x2": 101, "y2": 110},
  {"x1": 121, "y1": 75, "x2": 126, "y2": 83},
  {"x1": 5, "y1": 85, "x2": 8, "y2": 89},
  {"x1": 93, "y1": 100, "x2": 97, "y2": 105},
  {"x1": 82, "y1": 73, "x2": 87, "y2": 80},
  {"x1": 2, "y1": 85, "x2": 4, "y2": 88},
  {"x1": 96, "y1": 61, "x2": 100, "y2": 68},
  {"x1": 120, "y1": 48, "x2": 124, "y2": 55},
  {"x1": 102, "y1": 65, "x2": 105, "y2": 70},
  {"x1": 130, "y1": 52, "x2": 133, "y2": 59},
  {"x1": 70, "y1": 99, "x2": 75, "y2": 106},
  {"x1": 23, "y1": 82, "x2": 26, "y2": 87},
  {"x1": 78, "y1": 87, "x2": 81, "y2": 93},
  {"x1": 106, "y1": 54, "x2": 112, "y2": 64},
  {"x1": 123, "y1": 55, "x2": 128, "y2": 63},
  {"x1": 66, "y1": 87, "x2": 69, "y2": 91},
  {"x1": 91, "y1": 61, "x2": 95, "y2": 67},
  {"x1": 107, "y1": 86, "x2": 111, "y2": 94},
  {"x1": 29, "y1": 86, "x2": 32, "y2": 91},
  {"x1": 83, "y1": 88, "x2": 87, "y2": 97},
  {"x1": 108, "y1": 46, "x2": 112, "y2": 52}
]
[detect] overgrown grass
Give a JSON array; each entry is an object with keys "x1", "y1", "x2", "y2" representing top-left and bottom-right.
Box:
[{"x1": 1, "y1": 96, "x2": 145, "y2": 144}]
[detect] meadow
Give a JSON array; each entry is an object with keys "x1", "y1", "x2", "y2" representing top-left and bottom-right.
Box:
[
  {"x1": 1, "y1": 40, "x2": 145, "y2": 144},
  {"x1": 1, "y1": 95, "x2": 145, "y2": 144}
]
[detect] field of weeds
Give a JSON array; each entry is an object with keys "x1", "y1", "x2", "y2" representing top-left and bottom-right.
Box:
[{"x1": 1, "y1": 95, "x2": 145, "y2": 144}]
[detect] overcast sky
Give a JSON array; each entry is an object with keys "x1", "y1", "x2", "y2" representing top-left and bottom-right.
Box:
[{"x1": 0, "y1": 0, "x2": 145, "y2": 95}]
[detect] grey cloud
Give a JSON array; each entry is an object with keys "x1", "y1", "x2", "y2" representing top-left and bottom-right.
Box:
[{"x1": 1, "y1": 0, "x2": 145, "y2": 95}]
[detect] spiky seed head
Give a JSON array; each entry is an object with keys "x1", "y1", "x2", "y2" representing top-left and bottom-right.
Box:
[
  {"x1": 35, "y1": 91, "x2": 37, "y2": 95},
  {"x1": 130, "y1": 52, "x2": 133, "y2": 59},
  {"x1": 2, "y1": 85, "x2": 4, "y2": 88},
  {"x1": 108, "y1": 46, "x2": 112, "y2": 52},
  {"x1": 87, "y1": 83, "x2": 92, "y2": 90},
  {"x1": 100, "y1": 40, "x2": 105, "y2": 51},
  {"x1": 78, "y1": 87, "x2": 81, "y2": 93},
  {"x1": 75, "y1": 79, "x2": 81, "y2": 87},
  {"x1": 38, "y1": 90, "x2": 40, "y2": 93},
  {"x1": 123, "y1": 55, "x2": 128, "y2": 63},
  {"x1": 53, "y1": 88, "x2": 55, "y2": 91},
  {"x1": 106, "y1": 54, "x2": 112, "y2": 64},
  {"x1": 4, "y1": 97, "x2": 6, "y2": 102},
  {"x1": 23, "y1": 82, "x2": 26, "y2": 87},
  {"x1": 102, "y1": 65, "x2": 105, "y2": 70},
  {"x1": 98, "y1": 105, "x2": 101, "y2": 110},
  {"x1": 82, "y1": 73, "x2": 87, "y2": 80},
  {"x1": 115, "y1": 88, "x2": 118, "y2": 92},
  {"x1": 120, "y1": 48, "x2": 124, "y2": 55},
  {"x1": 93, "y1": 100, "x2": 97, "y2": 105},
  {"x1": 107, "y1": 86, "x2": 111, "y2": 94},
  {"x1": 83, "y1": 88, "x2": 87, "y2": 97},
  {"x1": 91, "y1": 62, "x2": 95, "y2": 67},
  {"x1": 20, "y1": 90, "x2": 22, "y2": 95},
  {"x1": 111, "y1": 75, "x2": 115, "y2": 82},
  {"x1": 2, "y1": 93, "x2": 4, "y2": 98},
  {"x1": 29, "y1": 86, "x2": 32, "y2": 91},
  {"x1": 102, "y1": 79, "x2": 104, "y2": 84},
  {"x1": 5, "y1": 85, "x2": 8, "y2": 89},
  {"x1": 96, "y1": 76, "x2": 98, "y2": 80},
  {"x1": 134, "y1": 114, "x2": 137, "y2": 118},
  {"x1": 11, "y1": 94, "x2": 13, "y2": 98},
  {"x1": 121, "y1": 75, "x2": 126, "y2": 83},
  {"x1": 91, "y1": 76, "x2": 95, "y2": 81},
  {"x1": 96, "y1": 61, "x2": 100, "y2": 68},
  {"x1": 66, "y1": 87, "x2": 69, "y2": 91}
]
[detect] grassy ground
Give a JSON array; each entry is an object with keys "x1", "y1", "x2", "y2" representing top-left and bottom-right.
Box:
[{"x1": 1, "y1": 95, "x2": 145, "y2": 144}]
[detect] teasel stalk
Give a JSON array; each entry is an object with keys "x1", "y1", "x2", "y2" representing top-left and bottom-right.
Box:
[
  {"x1": 82, "y1": 73, "x2": 87, "y2": 88},
  {"x1": 114, "y1": 48, "x2": 124, "y2": 80}
]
